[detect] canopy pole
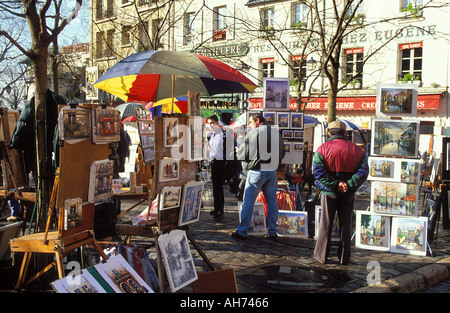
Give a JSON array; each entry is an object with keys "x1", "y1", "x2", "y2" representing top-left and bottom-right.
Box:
[{"x1": 171, "y1": 75, "x2": 175, "y2": 114}]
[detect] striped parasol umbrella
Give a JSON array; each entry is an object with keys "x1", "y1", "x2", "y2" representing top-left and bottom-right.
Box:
[{"x1": 93, "y1": 51, "x2": 257, "y2": 107}]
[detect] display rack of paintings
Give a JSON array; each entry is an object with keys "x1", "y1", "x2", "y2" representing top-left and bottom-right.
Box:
[
  {"x1": 92, "y1": 108, "x2": 121, "y2": 144},
  {"x1": 58, "y1": 106, "x2": 91, "y2": 144},
  {"x1": 136, "y1": 108, "x2": 155, "y2": 166},
  {"x1": 362, "y1": 83, "x2": 434, "y2": 255}
]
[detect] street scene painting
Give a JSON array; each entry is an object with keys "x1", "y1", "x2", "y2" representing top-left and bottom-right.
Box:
[
  {"x1": 390, "y1": 217, "x2": 427, "y2": 256},
  {"x1": 158, "y1": 230, "x2": 198, "y2": 292},
  {"x1": 368, "y1": 157, "x2": 396, "y2": 181},
  {"x1": 178, "y1": 181, "x2": 204, "y2": 226},
  {"x1": 355, "y1": 211, "x2": 390, "y2": 251},
  {"x1": 159, "y1": 158, "x2": 179, "y2": 182},
  {"x1": 263, "y1": 77, "x2": 289, "y2": 110},
  {"x1": 368, "y1": 157, "x2": 421, "y2": 183},
  {"x1": 376, "y1": 84, "x2": 417, "y2": 117},
  {"x1": 371, "y1": 119, "x2": 419, "y2": 158},
  {"x1": 238, "y1": 202, "x2": 267, "y2": 235},
  {"x1": 371, "y1": 181, "x2": 418, "y2": 216},
  {"x1": 277, "y1": 210, "x2": 308, "y2": 238}
]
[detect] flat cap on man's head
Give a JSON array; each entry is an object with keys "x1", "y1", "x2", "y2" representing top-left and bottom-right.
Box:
[{"x1": 328, "y1": 120, "x2": 346, "y2": 131}]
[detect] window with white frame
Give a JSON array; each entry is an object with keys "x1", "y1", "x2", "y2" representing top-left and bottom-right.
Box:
[
  {"x1": 292, "y1": 2, "x2": 307, "y2": 28},
  {"x1": 121, "y1": 25, "x2": 131, "y2": 46},
  {"x1": 346, "y1": 0, "x2": 364, "y2": 18},
  {"x1": 290, "y1": 56, "x2": 307, "y2": 85},
  {"x1": 399, "y1": 42, "x2": 422, "y2": 81},
  {"x1": 343, "y1": 48, "x2": 364, "y2": 87},
  {"x1": 213, "y1": 6, "x2": 227, "y2": 41},
  {"x1": 261, "y1": 8, "x2": 274, "y2": 30},
  {"x1": 184, "y1": 12, "x2": 195, "y2": 45},
  {"x1": 260, "y1": 58, "x2": 275, "y2": 80},
  {"x1": 401, "y1": 0, "x2": 423, "y2": 17}
]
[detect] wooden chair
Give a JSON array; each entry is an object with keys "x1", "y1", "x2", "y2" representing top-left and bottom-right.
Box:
[{"x1": 9, "y1": 169, "x2": 108, "y2": 290}]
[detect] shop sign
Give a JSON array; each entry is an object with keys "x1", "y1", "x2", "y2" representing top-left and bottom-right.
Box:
[{"x1": 195, "y1": 43, "x2": 249, "y2": 58}]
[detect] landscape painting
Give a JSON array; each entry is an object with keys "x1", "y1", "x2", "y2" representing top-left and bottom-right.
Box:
[
  {"x1": 371, "y1": 181, "x2": 418, "y2": 216},
  {"x1": 376, "y1": 84, "x2": 418, "y2": 117},
  {"x1": 355, "y1": 211, "x2": 390, "y2": 251},
  {"x1": 390, "y1": 217, "x2": 427, "y2": 256}
]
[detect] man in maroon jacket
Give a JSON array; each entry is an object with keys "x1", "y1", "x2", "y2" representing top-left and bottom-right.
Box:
[{"x1": 312, "y1": 120, "x2": 369, "y2": 265}]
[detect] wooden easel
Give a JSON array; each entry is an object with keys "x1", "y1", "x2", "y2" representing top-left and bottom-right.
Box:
[{"x1": 9, "y1": 168, "x2": 108, "y2": 290}]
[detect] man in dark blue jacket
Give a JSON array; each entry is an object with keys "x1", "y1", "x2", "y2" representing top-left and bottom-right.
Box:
[{"x1": 313, "y1": 120, "x2": 368, "y2": 265}]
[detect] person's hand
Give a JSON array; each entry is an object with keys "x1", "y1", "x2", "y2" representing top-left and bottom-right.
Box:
[{"x1": 338, "y1": 181, "x2": 348, "y2": 193}]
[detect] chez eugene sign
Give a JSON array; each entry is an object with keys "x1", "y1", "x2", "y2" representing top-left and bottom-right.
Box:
[{"x1": 194, "y1": 24, "x2": 437, "y2": 58}]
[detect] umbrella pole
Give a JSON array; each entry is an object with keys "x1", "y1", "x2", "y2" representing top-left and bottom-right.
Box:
[{"x1": 171, "y1": 75, "x2": 175, "y2": 114}]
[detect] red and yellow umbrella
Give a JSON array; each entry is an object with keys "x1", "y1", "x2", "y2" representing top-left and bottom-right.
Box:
[
  {"x1": 145, "y1": 97, "x2": 188, "y2": 114},
  {"x1": 93, "y1": 50, "x2": 257, "y2": 103}
]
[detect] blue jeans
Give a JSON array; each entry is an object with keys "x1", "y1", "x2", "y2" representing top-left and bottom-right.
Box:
[{"x1": 237, "y1": 170, "x2": 278, "y2": 237}]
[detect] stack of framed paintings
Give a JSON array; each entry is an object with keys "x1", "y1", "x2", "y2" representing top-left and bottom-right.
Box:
[
  {"x1": 247, "y1": 77, "x2": 304, "y2": 165},
  {"x1": 356, "y1": 83, "x2": 429, "y2": 256},
  {"x1": 136, "y1": 107, "x2": 155, "y2": 165}
]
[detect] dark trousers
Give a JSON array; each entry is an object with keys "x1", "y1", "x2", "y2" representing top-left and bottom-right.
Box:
[
  {"x1": 210, "y1": 159, "x2": 226, "y2": 213},
  {"x1": 314, "y1": 193, "x2": 355, "y2": 265}
]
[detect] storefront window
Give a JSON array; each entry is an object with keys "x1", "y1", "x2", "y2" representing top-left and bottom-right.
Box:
[{"x1": 344, "y1": 48, "x2": 364, "y2": 87}]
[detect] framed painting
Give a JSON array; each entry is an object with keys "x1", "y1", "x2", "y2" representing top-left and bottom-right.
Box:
[
  {"x1": 64, "y1": 198, "x2": 83, "y2": 230},
  {"x1": 371, "y1": 181, "x2": 418, "y2": 216},
  {"x1": 159, "y1": 158, "x2": 179, "y2": 182},
  {"x1": 281, "y1": 129, "x2": 293, "y2": 139},
  {"x1": 187, "y1": 90, "x2": 201, "y2": 116},
  {"x1": 292, "y1": 143, "x2": 304, "y2": 152},
  {"x1": 135, "y1": 107, "x2": 152, "y2": 121},
  {"x1": 277, "y1": 112, "x2": 290, "y2": 129},
  {"x1": 376, "y1": 83, "x2": 418, "y2": 117},
  {"x1": 59, "y1": 107, "x2": 91, "y2": 143},
  {"x1": 290, "y1": 112, "x2": 304, "y2": 129},
  {"x1": 390, "y1": 216, "x2": 428, "y2": 256},
  {"x1": 178, "y1": 181, "x2": 204, "y2": 226},
  {"x1": 160, "y1": 186, "x2": 182, "y2": 210},
  {"x1": 442, "y1": 137, "x2": 450, "y2": 180},
  {"x1": 293, "y1": 130, "x2": 304, "y2": 140},
  {"x1": 142, "y1": 146, "x2": 155, "y2": 165},
  {"x1": 284, "y1": 142, "x2": 292, "y2": 153},
  {"x1": 88, "y1": 159, "x2": 114, "y2": 203},
  {"x1": 368, "y1": 157, "x2": 421, "y2": 184},
  {"x1": 277, "y1": 210, "x2": 308, "y2": 238},
  {"x1": 138, "y1": 120, "x2": 154, "y2": 135},
  {"x1": 140, "y1": 134, "x2": 154, "y2": 149},
  {"x1": 163, "y1": 117, "x2": 179, "y2": 147},
  {"x1": 158, "y1": 230, "x2": 198, "y2": 292},
  {"x1": 262, "y1": 112, "x2": 276, "y2": 126},
  {"x1": 263, "y1": 77, "x2": 290, "y2": 110},
  {"x1": 238, "y1": 202, "x2": 267, "y2": 235},
  {"x1": 370, "y1": 118, "x2": 420, "y2": 158},
  {"x1": 355, "y1": 211, "x2": 390, "y2": 251},
  {"x1": 368, "y1": 157, "x2": 396, "y2": 182},
  {"x1": 187, "y1": 117, "x2": 205, "y2": 161},
  {"x1": 92, "y1": 108, "x2": 121, "y2": 144}
]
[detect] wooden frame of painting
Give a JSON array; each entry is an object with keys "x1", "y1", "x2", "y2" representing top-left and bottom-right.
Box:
[
  {"x1": 290, "y1": 112, "x2": 304, "y2": 130},
  {"x1": 281, "y1": 129, "x2": 293, "y2": 139},
  {"x1": 160, "y1": 186, "x2": 182, "y2": 210},
  {"x1": 376, "y1": 83, "x2": 418, "y2": 117},
  {"x1": 277, "y1": 112, "x2": 290, "y2": 129},
  {"x1": 390, "y1": 216, "x2": 428, "y2": 256},
  {"x1": 441, "y1": 137, "x2": 450, "y2": 180},
  {"x1": 262, "y1": 111, "x2": 276, "y2": 126},
  {"x1": 370, "y1": 118, "x2": 420, "y2": 158},
  {"x1": 355, "y1": 211, "x2": 391, "y2": 251},
  {"x1": 158, "y1": 230, "x2": 198, "y2": 292},
  {"x1": 238, "y1": 202, "x2": 267, "y2": 235},
  {"x1": 370, "y1": 181, "x2": 418, "y2": 216},
  {"x1": 178, "y1": 181, "x2": 204, "y2": 226},
  {"x1": 263, "y1": 77, "x2": 290, "y2": 110},
  {"x1": 368, "y1": 157, "x2": 421, "y2": 184},
  {"x1": 163, "y1": 117, "x2": 180, "y2": 147},
  {"x1": 277, "y1": 210, "x2": 308, "y2": 238},
  {"x1": 158, "y1": 158, "x2": 179, "y2": 182}
]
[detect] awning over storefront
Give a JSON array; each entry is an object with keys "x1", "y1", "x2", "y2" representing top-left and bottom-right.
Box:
[{"x1": 247, "y1": 93, "x2": 442, "y2": 111}]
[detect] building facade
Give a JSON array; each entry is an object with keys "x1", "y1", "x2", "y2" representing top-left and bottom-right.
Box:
[{"x1": 89, "y1": 0, "x2": 449, "y2": 152}]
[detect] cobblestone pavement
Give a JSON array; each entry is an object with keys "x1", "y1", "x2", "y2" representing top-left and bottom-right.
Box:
[{"x1": 119, "y1": 182, "x2": 450, "y2": 294}]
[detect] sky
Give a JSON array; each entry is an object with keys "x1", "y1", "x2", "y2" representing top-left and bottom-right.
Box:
[{"x1": 58, "y1": 1, "x2": 90, "y2": 46}]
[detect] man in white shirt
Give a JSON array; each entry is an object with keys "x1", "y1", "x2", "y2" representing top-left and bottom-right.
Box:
[{"x1": 207, "y1": 115, "x2": 227, "y2": 218}]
